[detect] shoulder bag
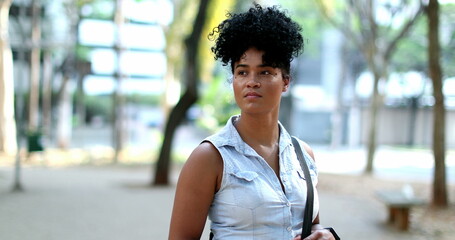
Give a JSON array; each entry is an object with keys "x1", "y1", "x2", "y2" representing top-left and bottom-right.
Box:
[
  {"x1": 291, "y1": 136, "x2": 314, "y2": 239},
  {"x1": 292, "y1": 137, "x2": 341, "y2": 240}
]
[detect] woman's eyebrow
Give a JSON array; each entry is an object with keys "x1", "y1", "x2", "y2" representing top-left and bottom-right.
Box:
[
  {"x1": 235, "y1": 64, "x2": 273, "y2": 68},
  {"x1": 235, "y1": 64, "x2": 248, "y2": 69}
]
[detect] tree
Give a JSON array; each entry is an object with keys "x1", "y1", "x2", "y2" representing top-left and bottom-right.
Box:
[
  {"x1": 112, "y1": 0, "x2": 126, "y2": 163},
  {"x1": 54, "y1": 0, "x2": 83, "y2": 149},
  {"x1": 427, "y1": 0, "x2": 448, "y2": 208},
  {"x1": 0, "y1": 0, "x2": 16, "y2": 156},
  {"x1": 27, "y1": 0, "x2": 41, "y2": 134},
  {"x1": 161, "y1": 0, "x2": 198, "y2": 118},
  {"x1": 55, "y1": 56, "x2": 75, "y2": 148},
  {"x1": 0, "y1": 0, "x2": 20, "y2": 191},
  {"x1": 316, "y1": 0, "x2": 423, "y2": 173},
  {"x1": 153, "y1": 0, "x2": 212, "y2": 185}
]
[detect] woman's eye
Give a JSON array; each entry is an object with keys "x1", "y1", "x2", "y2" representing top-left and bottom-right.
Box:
[
  {"x1": 262, "y1": 71, "x2": 271, "y2": 75},
  {"x1": 237, "y1": 71, "x2": 247, "y2": 76}
]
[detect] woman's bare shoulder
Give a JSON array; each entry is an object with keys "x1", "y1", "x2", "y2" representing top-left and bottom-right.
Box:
[
  {"x1": 189, "y1": 141, "x2": 222, "y2": 164},
  {"x1": 300, "y1": 140, "x2": 316, "y2": 161},
  {"x1": 180, "y1": 141, "x2": 223, "y2": 180}
]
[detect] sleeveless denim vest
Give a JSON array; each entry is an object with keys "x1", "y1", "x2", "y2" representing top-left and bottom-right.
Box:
[{"x1": 204, "y1": 115, "x2": 319, "y2": 240}]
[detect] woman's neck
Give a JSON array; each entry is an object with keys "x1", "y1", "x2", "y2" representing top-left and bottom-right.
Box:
[{"x1": 234, "y1": 113, "x2": 280, "y2": 148}]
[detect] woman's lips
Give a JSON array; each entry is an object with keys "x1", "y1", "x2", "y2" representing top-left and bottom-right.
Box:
[{"x1": 245, "y1": 92, "x2": 262, "y2": 98}]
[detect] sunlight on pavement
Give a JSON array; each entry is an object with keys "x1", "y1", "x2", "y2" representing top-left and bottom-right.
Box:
[{"x1": 314, "y1": 146, "x2": 455, "y2": 183}]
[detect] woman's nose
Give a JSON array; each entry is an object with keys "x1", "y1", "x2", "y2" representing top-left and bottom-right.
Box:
[{"x1": 246, "y1": 75, "x2": 261, "y2": 88}]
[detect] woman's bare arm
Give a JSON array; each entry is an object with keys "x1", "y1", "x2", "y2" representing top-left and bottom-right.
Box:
[{"x1": 169, "y1": 142, "x2": 223, "y2": 240}]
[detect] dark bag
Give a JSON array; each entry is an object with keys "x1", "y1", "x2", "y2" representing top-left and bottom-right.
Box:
[
  {"x1": 293, "y1": 137, "x2": 341, "y2": 240},
  {"x1": 291, "y1": 137, "x2": 314, "y2": 239}
]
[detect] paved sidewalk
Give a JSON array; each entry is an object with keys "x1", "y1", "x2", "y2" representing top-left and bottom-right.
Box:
[
  {"x1": 0, "y1": 166, "x2": 207, "y2": 240},
  {"x1": 0, "y1": 165, "x2": 444, "y2": 240}
]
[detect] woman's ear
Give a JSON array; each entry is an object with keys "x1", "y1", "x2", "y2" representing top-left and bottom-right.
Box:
[{"x1": 282, "y1": 75, "x2": 290, "y2": 92}]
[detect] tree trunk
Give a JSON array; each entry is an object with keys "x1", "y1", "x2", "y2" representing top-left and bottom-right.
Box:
[
  {"x1": 41, "y1": 51, "x2": 52, "y2": 138},
  {"x1": 0, "y1": 0, "x2": 21, "y2": 191},
  {"x1": 112, "y1": 80, "x2": 125, "y2": 163},
  {"x1": 331, "y1": 38, "x2": 347, "y2": 149},
  {"x1": 153, "y1": 91, "x2": 199, "y2": 185},
  {"x1": 363, "y1": 3, "x2": 422, "y2": 173},
  {"x1": 75, "y1": 73, "x2": 86, "y2": 125},
  {"x1": 407, "y1": 96, "x2": 418, "y2": 146},
  {"x1": 365, "y1": 69, "x2": 381, "y2": 174},
  {"x1": 427, "y1": 0, "x2": 448, "y2": 208},
  {"x1": 75, "y1": 60, "x2": 91, "y2": 126},
  {"x1": 56, "y1": 75, "x2": 72, "y2": 149},
  {"x1": 112, "y1": 0, "x2": 126, "y2": 163},
  {"x1": 153, "y1": 0, "x2": 211, "y2": 185},
  {"x1": 0, "y1": 0, "x2": 16, "y2": 155},
  {"x1": 28, "y1": 0, "x2": 41, "y2": 133}
]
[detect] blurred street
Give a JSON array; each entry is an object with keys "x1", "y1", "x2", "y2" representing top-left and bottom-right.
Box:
[
  {"x1": 0, "y1": 124, "x2": 454, "y2": 240},
  {"x1": 68, "y1": 124, "x2": 455, "y2": 183}
]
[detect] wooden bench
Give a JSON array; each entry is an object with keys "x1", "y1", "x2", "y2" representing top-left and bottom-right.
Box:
[{"x1": 376, "y1": 190, "x2": 425, "y2": 231}]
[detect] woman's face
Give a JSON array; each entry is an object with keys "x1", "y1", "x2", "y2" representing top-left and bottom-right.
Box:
[{"x1": 233, "y1": 47, "x2": 289, "y2": 115}]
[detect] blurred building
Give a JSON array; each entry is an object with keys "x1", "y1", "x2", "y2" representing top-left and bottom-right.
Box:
[
  {"x1": 9, "y1": 0, "x2": 173, "y2": 148},
  {"x1": 8, "y1": 0, "x2": 454, "y2": 149},
  {"x1": 79, "y1": 0, "x2": 172, "y2": 96},
  {"x1": 286, "y1": 29, "x2": 455, "y2": 148}
]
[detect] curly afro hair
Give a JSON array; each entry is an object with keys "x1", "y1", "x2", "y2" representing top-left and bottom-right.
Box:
[{"x1": 208, "y1": 3, "x2": 303, "y2": 75}]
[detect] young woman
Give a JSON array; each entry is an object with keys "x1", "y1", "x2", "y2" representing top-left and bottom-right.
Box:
[{"x1": 169, "y1": 4, "x2": 338, "y2": 240}]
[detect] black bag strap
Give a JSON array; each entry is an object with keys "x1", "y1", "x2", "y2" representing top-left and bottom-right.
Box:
[{"x1": 292, "y1": 136, "x2": 314, "y2": 239}]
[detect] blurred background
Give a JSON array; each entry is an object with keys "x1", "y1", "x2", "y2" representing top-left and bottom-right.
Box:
[{"x1": 0, "y1": 0, "x2": 454, "y2": 239}]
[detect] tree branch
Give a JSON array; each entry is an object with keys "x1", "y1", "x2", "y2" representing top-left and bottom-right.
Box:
[
  {"x1": 384, "y1": 2, "x2": 424, "y2": 61},
  {"x1": 314, "y1": 0, "x2": 363, "y2": 52}
]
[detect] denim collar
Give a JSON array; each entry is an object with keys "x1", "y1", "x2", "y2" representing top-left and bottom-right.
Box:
[{"x1": 218, "y1": 115, "x2": 293, "y2": 157}]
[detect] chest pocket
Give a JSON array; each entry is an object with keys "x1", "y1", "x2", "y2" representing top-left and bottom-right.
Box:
[{"x1": 229, "y1": 171, "x2": 264, "y2": 209}]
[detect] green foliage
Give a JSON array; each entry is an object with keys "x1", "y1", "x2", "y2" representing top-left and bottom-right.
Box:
[
  {"x1": 391, "y1": 17, "x2": 427, "y2": 72},
  {"x1": 83, "y1": 95, "x2": 113, "y2": 123},
  {"x1": 125, "y1": 93, "x2": 161, "y2": 105},
  {"x1": 391, "y1": 3, "x2": 455, "y2": 77},
  {"x1": 196, "y1": 71, "x2": 239, "y2": 131},
  {"x1": 441, "y1": 4, "x2": 455, "y2": 77},
  {"x1": 76, "y1": 45, "x2": 91, "y2": 61},
  {"x1": 200, "y1": 0, "x2": 236, "y2": 83},
  {"x1": 278, "y1": 0, "x2": 328, "y2": 57},
  {"x1": 165, "y1": 0, "x2": 237, "y2": 131},
  {"x1": 442, "y1": 32, "x2": 455, "y2": 77}
]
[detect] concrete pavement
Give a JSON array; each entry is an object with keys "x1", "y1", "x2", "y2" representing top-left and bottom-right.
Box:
[{"x1": 0, "y1": 164, "x2": 449, "y2": 240}]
